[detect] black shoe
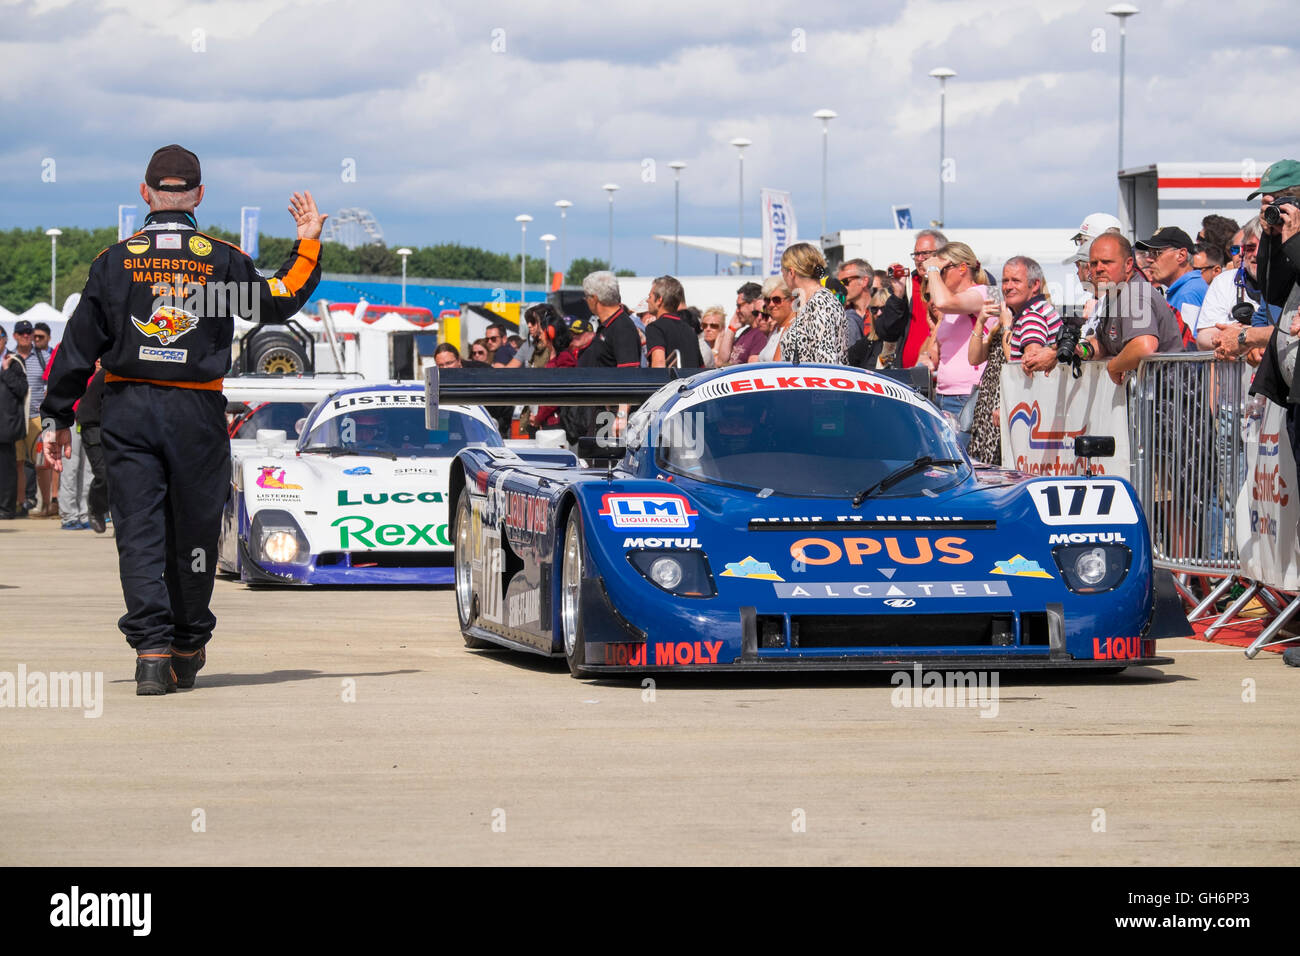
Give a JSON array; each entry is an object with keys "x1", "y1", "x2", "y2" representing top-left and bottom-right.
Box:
[
  {"x1": 89, "y1": 512, "x2": 106, "y2": 534},
  {"x1": 135, "y1": 653, "x2": 176, "y2": 696},
  {"x1": 171, "y1": 647, "x2": 206, "y2": 689},
  {"x1": 1283, "y1": 647, "x2": 1300, "y2": 668}
]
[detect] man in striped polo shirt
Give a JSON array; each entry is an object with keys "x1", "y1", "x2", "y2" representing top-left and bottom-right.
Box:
[{"x1": 1002, "y1": 256, "x2": 1061, "y2": 366}]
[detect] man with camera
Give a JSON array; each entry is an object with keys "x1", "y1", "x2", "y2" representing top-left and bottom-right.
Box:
[
  {"x1": 1082, "y1": 233, "x2": 1185, "y2": 385},
  {"x1": 1241, "y1": 161, "x2": 1300, "y2": 439}
]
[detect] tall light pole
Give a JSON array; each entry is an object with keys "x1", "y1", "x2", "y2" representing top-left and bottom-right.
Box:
[
  {"x1": 396, "y1": 247, "x2": 412, "y2": 306},
  {"x1": 668, "y1": 160, "x2": 686, "y2": 273},
  {"x1": 45, "y1": 228, "x2": 62, "y2": 307},
  {"x1": 1108, "y1": 4, "x2": 1140, "y2": 173},
  {"x1": 928, "y1": 68, "x2": 956, "y2": 228},
  {"x1": 813, "y1": 109, "x2": 837, "y2": 239},
  {"x1": 554, "y1": 199, "x2": 572, "y2": 281},
  {"x1": 729, "y1": 138, "x2": 751, "y2": 274},
  {"x1": 602, "y1": 184, "x2": 619, "y2": 269},
  {"x1": 539, "y1": 233, "x2": 556, "y2": 290},
  {"x1": 515, "y1": 214, "x2": 532, "y2": 311}
]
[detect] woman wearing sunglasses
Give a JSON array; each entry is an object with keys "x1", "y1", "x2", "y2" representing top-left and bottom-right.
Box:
[
  {"x1": 756, "y1": 278, "x2": 795, "y2": 363},
  {"x1": 697, "y1": 307, "x2": 725, "y2": 368}
]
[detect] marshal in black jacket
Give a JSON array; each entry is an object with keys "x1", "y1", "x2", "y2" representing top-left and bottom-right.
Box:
[{"x1": 41, "y1": 210, "x2": 321, "y2": 428}]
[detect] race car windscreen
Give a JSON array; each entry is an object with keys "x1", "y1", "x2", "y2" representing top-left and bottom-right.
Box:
[
  {"x1": 302, "y1": 407, "x2": 499, "y2": 457},
  {"x1": 657, "y1": 391, "x2": 968, "y2": 498}
]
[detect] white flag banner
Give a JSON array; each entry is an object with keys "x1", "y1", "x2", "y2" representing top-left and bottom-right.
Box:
[
  {"x1": 760, "y1": 188, "x2": 797, "y2": 277},
  {"x1": 999, "y1": 361, "x2": 1129, "y2": 477},
  {"x1": 117, "y1": 205, "x2": 137, "y2": 240},
  {"x1": 1236, "y1": 397, "x2": 1300, "y2": 589},
  {"x1": 240, "y1": 206, "x2": 260, "y2": 259}
]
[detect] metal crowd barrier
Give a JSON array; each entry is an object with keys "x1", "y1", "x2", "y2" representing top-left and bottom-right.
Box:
[{"x1": 1128, "y1": 352, "x2": 1298, "y2": 657}]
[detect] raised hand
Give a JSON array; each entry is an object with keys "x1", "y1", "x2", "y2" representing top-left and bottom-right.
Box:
[{"x1": 289, "y1": 190, "x2": 328, "y2": 241}]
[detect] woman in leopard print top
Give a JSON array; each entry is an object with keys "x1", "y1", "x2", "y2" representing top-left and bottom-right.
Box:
[{"x1": 774, "y1": 242, "x2": 847, "y2": 365}]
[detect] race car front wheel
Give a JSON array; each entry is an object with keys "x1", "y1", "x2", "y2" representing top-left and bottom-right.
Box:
[
  {"x1": 454, "y1": 493, "x2": 494, "y2": 648},
  {"x1": 561, "y1": 509, "x2": 588, "y2": 678}
]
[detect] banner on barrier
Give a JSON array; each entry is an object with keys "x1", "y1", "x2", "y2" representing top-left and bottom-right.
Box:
[
  {"x1": 1235, "y1": 397, "x2": 1300, "y2": 589},
  {"x1": 999, "y1": 361, "x2": 1130, "y2": 477}
]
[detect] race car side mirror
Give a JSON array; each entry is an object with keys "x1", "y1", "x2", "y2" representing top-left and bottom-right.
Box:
[
  {"x1": 577, "y1": 436, "x2": 625, "y2": 461},
  {"x1": 1073, "y1": 435, "x2": 1115, "y2": 459}
]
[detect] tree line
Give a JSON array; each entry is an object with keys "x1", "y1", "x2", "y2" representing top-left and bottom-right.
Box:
[{"x1": 0, "y1": 226, "x2": 633, "y2": 313}]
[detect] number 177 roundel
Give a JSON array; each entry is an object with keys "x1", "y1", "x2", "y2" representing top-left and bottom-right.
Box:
[
  {"x1": 598, "y1": 493, "x2": 698, "y2": 530},
  {"x1": 1029, "y1": 479, "x2": 1138, "y2": 526}
]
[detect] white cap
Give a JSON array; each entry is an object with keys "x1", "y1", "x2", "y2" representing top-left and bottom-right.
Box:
[
  {"x1": 1071, "y1": 213, "x2": 1122, "y2": 244},
  {"x1": 1063, "y1": 241, "x2": 1092, "y2": 266}
]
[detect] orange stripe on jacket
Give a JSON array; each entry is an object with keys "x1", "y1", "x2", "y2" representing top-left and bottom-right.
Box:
[
  {"x1": 279, "y1": 239, "x2": 320, "y2": 295},
  {"x1": 105, "y1": 372, "x2": 224, "y2": 391}
]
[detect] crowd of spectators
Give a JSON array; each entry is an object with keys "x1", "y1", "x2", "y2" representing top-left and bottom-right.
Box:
[{"x1": 451, "y1": 176, "x2": 1290, "y2": 466}]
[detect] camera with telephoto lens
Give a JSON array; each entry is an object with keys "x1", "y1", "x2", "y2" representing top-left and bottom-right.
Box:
[
  {"x1": 1262, "y1": 196, "x2": 1300, "y2": 227},
  {"x1": 1056, "y1": 320, "x2": 1082, "y2": 367}
]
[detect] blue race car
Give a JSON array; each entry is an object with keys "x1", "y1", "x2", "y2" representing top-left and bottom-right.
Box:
[{"x1": 432, "y1": 364, "x2": 1188, "y2": 677}]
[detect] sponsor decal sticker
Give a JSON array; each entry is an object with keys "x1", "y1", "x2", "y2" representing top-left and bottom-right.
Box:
[
  {"x1": 505, "y1": 491, "x2": 548, "y2": 537},
  {"x1": 138, "y1": 345, "x2": 186, "y2": 363},
  {"x1": 188, "y1": 235, "x2": 212, "y2": 256},
  {"x1": 131, "y1": 305, "x2": 198, "y2": 346},
  {"x1": 884, "y1": 598, "x2": 917, "y2": 608},
  {"x1": 506, "y1": 588, "x2": 540, "y2": 628},
  {"x1": 336, "y1": 490, "x2": 443, "y2": 506},
  {"x1": 598, "y1": 493, "x2": 697, "y2": 530},
  {"x1": 991, "y1": 554, "x2": 1053, "y2": 579},
  {"x1": 154, "y1": 233, "x2": 182, "y2": 249},
  {"x1": 125, "y1": 237, "x2": 150, "y2": 254},
  {"x1": 1093, "y1": 636, "x2": 1141, "y2": 660},
  {"x1": 790, "y1": 536, "x2": 973, "y2": 566},
  {"x1": 623, "y1": 536, "x2": 701, "y2": 549},
  {"x1": 773, "y1": 581, "x2": 1011, "y2": 599},
  {"x1": 331, "y1": 515, "x2": 451, "y2": 549},
  {"x1": 256, "y1": 467, "x2": 302, "y2": 490},
  {"x1": 654, "y1": 640, "x2": 724, "y2": 665},
  {"x1": 1047, "y1": 531, "x2": 1127, "y2": 545},
  {"x1": 342, "y1": 466, "x2": 372, "y2": 475},
  {"x1": 720, "y1": 556, "x2": 784, "y2": 581},
  {"x1": 602, "y1": 643, "x2": 648, "y2": 666},
  {"x1": 267, "y1": 277, "x2": 290, "y2": 298}
]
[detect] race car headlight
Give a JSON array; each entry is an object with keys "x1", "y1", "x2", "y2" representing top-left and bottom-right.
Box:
[
  {"x1": 263, "y1": 530, "x2": 300, "y2": 564},
  {"x1": 1052, "y1": 544, "x2": 1131, "y2": 593},
  {"x1": 627, "y1": 550, "x2": 716, "y2": 598},
  {"x1": 250, "y1": 510, "x2": 310, "y2": 566}
]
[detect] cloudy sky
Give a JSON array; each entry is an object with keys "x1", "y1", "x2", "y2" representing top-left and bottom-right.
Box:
[{"x1": 2, "y1": 0, "x2": 1297, "y2": 276}]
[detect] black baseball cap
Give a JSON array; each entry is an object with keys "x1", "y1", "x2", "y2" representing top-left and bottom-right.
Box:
[
  {"x1": 13, "y1": 320, "x2": 34, "y2": 334},
  {"x1": 145, "y1": 145, "x2": 201, "y2": 191},
  {"x1": 566, "y1": 315, "x2": 594, "y2": 335},
  {"x1": 1135, "y1": 226, "x2": 1194, "y2": 254}
]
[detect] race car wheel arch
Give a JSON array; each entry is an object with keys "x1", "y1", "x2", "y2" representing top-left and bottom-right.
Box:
[{"x1": 560, "y1": 506, "x2": 588, "y2": 678}]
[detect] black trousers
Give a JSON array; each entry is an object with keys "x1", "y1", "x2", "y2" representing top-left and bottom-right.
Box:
[
  {"x1": 0, "y1": 440, "x2": 15, "y2": 516},
  {"x1": 101, "y1": 382, "x2": 230, "y2": 654},
  {"x1": 81, "y1": 425, "x2": 109, "y2": 519}
]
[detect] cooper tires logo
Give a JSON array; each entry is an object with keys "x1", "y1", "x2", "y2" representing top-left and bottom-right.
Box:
[{"x1": 884, "y1": 598, "x2": 917, "y2": 608}]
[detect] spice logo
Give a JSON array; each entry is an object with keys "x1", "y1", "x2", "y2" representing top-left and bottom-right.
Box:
[
  {"x1": 131, "y1": 305, "x2": 198, "y2": 345},
  {"x1": 188, "y1": 235, "x2": 213, "y2": 256}
]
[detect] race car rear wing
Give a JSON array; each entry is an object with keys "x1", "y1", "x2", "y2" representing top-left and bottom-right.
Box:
[
  {"x1": 423, "y1": 364, "x2": 932, "y2": 425},
  {"x1": 424, "y1": 366, "x2": 683, "y2": 425}
]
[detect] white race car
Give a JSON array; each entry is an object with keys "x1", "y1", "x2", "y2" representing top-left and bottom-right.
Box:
[{"x1": 218, "y1": 382, "x2": 504, "y2": 584}]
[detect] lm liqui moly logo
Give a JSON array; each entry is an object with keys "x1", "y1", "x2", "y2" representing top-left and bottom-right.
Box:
[{"x1": 598, "y1": 493, "x2": 698, "y2": 530}]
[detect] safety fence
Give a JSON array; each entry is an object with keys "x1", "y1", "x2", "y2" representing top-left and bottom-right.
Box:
[{"x1": 1000, "y1": 352, "x2": 1298, "y2": 658}]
